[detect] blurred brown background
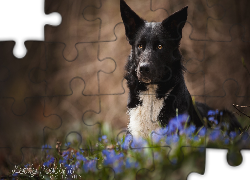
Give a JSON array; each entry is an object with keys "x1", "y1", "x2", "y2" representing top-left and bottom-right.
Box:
[{"x1": 1, "y1": 0, "x2": 250, "y2": 174}]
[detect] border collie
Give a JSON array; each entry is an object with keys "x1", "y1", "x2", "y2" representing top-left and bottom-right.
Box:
[{"x1": 120, "y1": 0, "x2": 242, "y2": 138}]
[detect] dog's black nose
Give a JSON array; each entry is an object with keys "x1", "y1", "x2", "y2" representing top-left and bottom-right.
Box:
[{"x1": 139, "y1": 64, "x2": 150, "y2": 74}]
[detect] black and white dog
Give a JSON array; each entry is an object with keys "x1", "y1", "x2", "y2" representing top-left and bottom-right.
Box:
[{"x1": 120, "y1": 0, "x2": 242, "y2": 138}]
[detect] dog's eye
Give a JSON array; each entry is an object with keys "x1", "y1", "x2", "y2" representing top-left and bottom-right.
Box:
[
  {"x1": 158, "y1": 45, "x2": 163, "y2": 49},
  {"x1": 138, "y1": 44, "x2": 143, "y2": 49}
]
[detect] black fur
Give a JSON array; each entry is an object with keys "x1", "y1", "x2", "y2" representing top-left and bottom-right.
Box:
[{"x1": 120, "y1": 0, "x2": 242, "y2": 134}]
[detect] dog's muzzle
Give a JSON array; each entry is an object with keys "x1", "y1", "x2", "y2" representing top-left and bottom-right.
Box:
[{"x1": 137, "y1": 63, "x2": 152, "y2": 83}]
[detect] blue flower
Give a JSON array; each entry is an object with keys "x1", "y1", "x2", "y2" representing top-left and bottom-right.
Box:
[
  {"x1": 229, "y1": 132, "x2": 237, "y2": 139},
  {"x1": 208, "y1": 110, "x2": 219, "y2": 116},
  {"x1": 198, "y1": 127, "x2": 206, "y2": 137},
  {"x1": 102, "y1": 150, "x2": 124, "y2": 166},
  {"x1": 99, "y1": 135, "x2": 108, "y2": 142},
  {"x1": 168, "y1": 114, "x2": 189, "y2": 134},
  {"x1": 80, "y1": 149, "x2": 84, "y2": 153},
  {"x1": 193, "y1": 135, "x2": 199, "y2": 141},
  {"x1": 65, "y1": 142, "x2": 71, "y2": 148},
  {"x1": 75, "y1": 161, "x2": 80, "y2": 169},
  {"x1": 88, "y1": 160, "x2": 97, "y2": 172},
  {"x1": 125, "y1": 158, "x2": 139, "y2": 169},
  {"x1": 241, "y1": 132, "x2": 249, "y2": 140},
  {"x1": 224, "y1": 138, "x2": 230, "y2": 145},
  {"x1": 121, "y1": 134, "x2": 132, "y2": 150},
  {"x1": 83, "y1": 160, "x2": 97, "y2": 172},
  {"x1": 208, "y1": 117, "x2": 218, "y2": 125},
  {"x1": 151, "y1": 133, "x2": 162, "y2": 143},
  {"x1": 59, "y1": 159, "x2": 67, "y2": 165},
  {"x1": 102, "y1": 150, "x2": 124, "y2": 173},
  {"x1": 65, "y1": 164, "x2": 73, "y2": 175},
  {"x1": 76, "y1": 152, "x2": 87, "y2": 162},
  {"x1": 43, "y1": 161, "x2": 50, "y2": 167},
  {"x1": 156, "y1": 126, "x2": 169, "y2": 135},
  {"x1": 62, "y1": 151, "x2": 70, "y2": 160},
  {"x1": 43, "y1": 155, "x2": 55, "y2": 167},
  {"x1": 180, "y1": 125, "x2": 196, "y2": 137},
  {"x1": 113, "y1": 160, "x2": 124, "y2": 173},
  {"x1": 130, "y1": 137, "x2": 148, "y2": 151},
  {"x1": 13, "y1": 173, "x2": 19, "y2": 176},
  {"x1": 166, "y1": 134, "x2": 179, "y2": 145},
  {"x1": 209, "y1": 130, "x2": 221, "y2": 141}
]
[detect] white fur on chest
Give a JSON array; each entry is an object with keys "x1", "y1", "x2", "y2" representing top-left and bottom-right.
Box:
[{"x1": 127, "y1": 84, "x2": 168, "y2": 138}]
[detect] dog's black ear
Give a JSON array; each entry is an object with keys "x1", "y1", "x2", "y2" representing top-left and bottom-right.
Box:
[
  {"x1": 162, "y1": 6, "x2": 188, "y2": 39},
  {"x1": 120, "y1": 0, "x2": 145, "y2": 41}
]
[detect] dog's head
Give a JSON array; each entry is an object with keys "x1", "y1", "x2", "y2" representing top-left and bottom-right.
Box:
[{"x1": 121, "y1": 0, "x2": 187, "y2": 84}]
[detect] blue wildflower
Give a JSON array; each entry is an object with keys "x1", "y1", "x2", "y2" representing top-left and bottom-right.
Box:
[
  {"x1": 65, "y1": 164, "x2": 73, "y2": 175},
  {"x1": 156, "y1": 126, "x2": 169, "y2": 135},
  {"x1": 193, "y1": 135, "x2": 199, "y2": 141},
  {"x1": 130, "y1": 137, "x2": 148, "y2": 151},
  {"x1": 102, "y1": 150, "x2": 124, "y2": 166},
  {"x1": 168, "y1": 114, "x2": 189, "y2": 134},
  {"x1": 113, "y1": 160, "x2": 124, "y2": 173},
  {"x1": 99, "y1": 135, "x2": 108, "y2": 143},
  {"x1": 83, "y1": 162, "x2": 88, "y2": 172},
  {"x1": 83, "y1": 160, "x2": 97, "y2": 172},
  {"x1": 76, "y1": 152, "x2": 87, "y2": 162},
  {"x1": 13, "y1": 173, "x2": 19, "y2": 176},
  {"x1": 151, "y1": 133, "x2": 162, "y2": 143},
  {"x1": 43, "y1": 155, "x2": 55, "y2": 167},
  {"x1": 121, "y1": 134, "x2": 132, "y2": 150},
  {"x1": 208, "y1": 116, "x2": 214, "y2": 121},
  {"x1": 166, "y1": 134, "x2": 179, "y2": 145},
  {"x1": 80, "y1": 149, "x2": 84, "y2": 153},
  {"x1": 224, "y1": 138, "x2": 230, "y2": 145},
  {"x1": 65, "y1": 142, "x2": 71, "y2": 148},
  {"x1": 75, "y1": 161, "x2": 80, "y2": 169},
  {"x1": 208, "y1": 116, "x2": 218, "y2": 125},
  {"x1": 125, "y1": 158, "x2": 139, "y2": 169},
  {"x1": 88, "y1": 160, "x2": 97, "y2": 172},
  {"x1": 62, "y1": 151, "x2": 70, "y2": 160},
  {"x1": 229, "y1": 132, "x2": 237, "y2": 139},
  {"x1": 241, "y1": 132, "x2": 249, "y2": 140},
  {"x1": 208, "y1": 110, "x2": 218, "y2": 116},
  {"x1": 43, "y1": 161, "x2": 50, "y2": 167},
  {"x1": 209, "y1": 130, "x2": 221, "y2": 141},
  {"x1": 180, "y1": 125, "x2": 196, "y2": 137},
  {"x1": 59, "y1": 159, "x2": 67, "y2": 165},
  {"x1": 198, "y1": 127, "x2": 206, "y2": 137}
]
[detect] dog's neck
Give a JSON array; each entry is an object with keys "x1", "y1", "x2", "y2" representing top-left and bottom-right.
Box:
[{"x1": 127, "y1": 84, "x2": 173, "y2": 138}]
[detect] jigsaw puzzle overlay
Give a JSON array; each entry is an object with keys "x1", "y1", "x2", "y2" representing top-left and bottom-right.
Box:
[{"x1": 0, "y1": 0, "x2": 250, "y2": 179}]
